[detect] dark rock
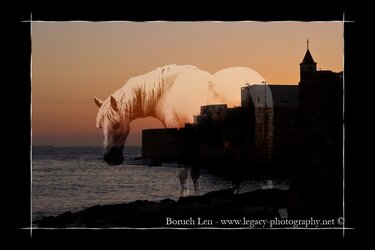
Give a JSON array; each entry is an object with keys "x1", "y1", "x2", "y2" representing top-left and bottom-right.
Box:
[
  {"x1": 201, "y1": 188, "x2": 235, "y2": 201},
  {"x1": 160, "y1": 198, "x2": 176, "y2": 204},
  {"x1": 148, "y1": 160, "x2": 161, "y2": 166},
  {"x1": 178, "y1": 188, "x2": 234, "y2": 204},
  {"x1": 38, "y1": 211, "x2": 75, "y2": 227},
  {"x1": 210, "y1": 197, "x2": 242, "y2": 212},
  {"x1": 233, "y1": 206, "x2": 281, "y2": 219},
  {"x1": 35, "y1": 188, "x2": 288, "y2": 228},
  {"x1": 235, "y1": 189, "x2": 288, "y2": 207}
]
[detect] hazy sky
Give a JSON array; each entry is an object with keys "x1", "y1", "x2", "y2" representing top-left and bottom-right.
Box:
[{"x1": 32, "y1": 21, "x2": 343, "y2": 146}]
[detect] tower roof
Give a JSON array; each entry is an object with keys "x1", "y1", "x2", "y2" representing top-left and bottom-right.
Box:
[{"x1": 301, "y1": 49, "x2": 316, "y2": 65}]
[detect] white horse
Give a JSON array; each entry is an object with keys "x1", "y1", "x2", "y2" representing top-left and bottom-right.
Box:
[{"x1": 94, "y1": 64, "x2": 268, "y2": 165}]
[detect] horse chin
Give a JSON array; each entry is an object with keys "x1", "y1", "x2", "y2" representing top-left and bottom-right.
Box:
[{"x1": 103, "y1": 146, "x2": 124, "y2": 166}]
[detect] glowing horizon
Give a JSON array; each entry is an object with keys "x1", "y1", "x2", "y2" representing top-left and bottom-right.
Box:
[{"x1": 32, "y1": 21, "x2": 343, "y2": 146}]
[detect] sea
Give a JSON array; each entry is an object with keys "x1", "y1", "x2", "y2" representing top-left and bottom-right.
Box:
[{"x1": 32, "y1": 146, "x2": 289, "y2": 221}]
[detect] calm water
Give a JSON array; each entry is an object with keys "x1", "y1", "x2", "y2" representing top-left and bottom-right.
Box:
[{"x1": 32, "y1": 146, "x2": 289, "y2": 220}]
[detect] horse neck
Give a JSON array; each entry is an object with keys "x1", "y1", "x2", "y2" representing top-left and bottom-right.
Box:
[
  {"x1": 120, "y1": 80, "x2": 161, "y2": 123},
  {"x1": 119, "y1": 66, "x2": 180, "y2": 125}
]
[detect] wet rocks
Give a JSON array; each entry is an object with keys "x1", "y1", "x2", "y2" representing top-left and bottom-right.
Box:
[{"x1": 35, "y1": 188, "x2": 287, "y2": 228}]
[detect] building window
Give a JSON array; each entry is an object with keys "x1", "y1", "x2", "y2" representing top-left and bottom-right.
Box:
[{"x1": 257, "y1": 96, "x2": 260, "y2": 103}]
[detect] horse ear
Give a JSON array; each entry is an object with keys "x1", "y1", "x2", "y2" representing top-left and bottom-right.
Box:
[
  {"x1": 94, "y1": 97, "x2": 103, "y2": 108},
  {"x1": 110, "y1": 96, "x2": 119, "y2": 111}
]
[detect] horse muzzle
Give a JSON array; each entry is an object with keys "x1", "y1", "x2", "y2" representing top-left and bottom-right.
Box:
[{"x1": 103, "y1": 146, "x2": 124, "y2": 166}]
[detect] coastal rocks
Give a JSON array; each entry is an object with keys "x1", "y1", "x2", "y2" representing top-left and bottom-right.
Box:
[{"x1": 35, "y1": 188, "x2": 288, "y2": 228}]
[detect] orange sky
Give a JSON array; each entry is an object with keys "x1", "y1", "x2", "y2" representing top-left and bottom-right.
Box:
[{"x1": 32, "y1": 21, "x2": 343, "y2": 146}]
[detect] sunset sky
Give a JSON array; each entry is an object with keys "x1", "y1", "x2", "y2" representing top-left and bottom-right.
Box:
[{"x1": 32, "y1": 21, "x2": 343, "y2": 146}]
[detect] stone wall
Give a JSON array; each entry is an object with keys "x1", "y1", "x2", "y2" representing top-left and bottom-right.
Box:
[{"x1": 142, "y1": 128, "x2": 182, "y2": 161}]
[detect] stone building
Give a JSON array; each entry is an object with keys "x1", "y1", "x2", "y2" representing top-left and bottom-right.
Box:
[
  {"x1": 142, "y1": 42, "x2": 343, "y2": 219},
  {"x1": 288, "y1": 42, "x2": 343, "y2": 218}
]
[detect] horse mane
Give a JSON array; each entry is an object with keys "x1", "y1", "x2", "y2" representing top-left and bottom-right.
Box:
[
  {"x1": 106, "y1": 105, "x2": 121, "y2": 125},
  {"x1": 98, "y1": 64, "x2": 198, "y2": 124}
]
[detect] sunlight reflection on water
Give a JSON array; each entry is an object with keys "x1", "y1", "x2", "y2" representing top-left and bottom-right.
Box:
[{"x1": 32, "y1": 146, "x2": 289, "y2": 220}]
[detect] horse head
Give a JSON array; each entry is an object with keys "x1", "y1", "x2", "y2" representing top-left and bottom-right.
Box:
[{"x1": 94, "y1": 95, "x2": 130, "y2": 165}]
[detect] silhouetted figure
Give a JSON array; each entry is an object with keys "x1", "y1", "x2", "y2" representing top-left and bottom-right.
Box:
[
  {"x1": 178, "y1": 166, "x2": 189, "y2": 196},
  {"x1": 190, "y1": 166, "x2": 200, "y2": 195},
  {"x1": 228, "y1": 148, "x2": 245, "y2": 195},
  {"x1": 221, "y1": 108, "x2": 252, "y2": 195},
  {"x1": 231, "y1": 180, "x2": 241, "y2": 195}
]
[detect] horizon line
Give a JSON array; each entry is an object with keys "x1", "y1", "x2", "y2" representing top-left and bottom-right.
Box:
[{"x1": 32, "y1": 145, "x2": 142, "y2": 147}]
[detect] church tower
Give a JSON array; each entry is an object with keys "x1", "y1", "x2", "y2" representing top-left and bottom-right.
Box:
[{"x1": 300, "y1": 39, "x2": 317, "y2": 81}]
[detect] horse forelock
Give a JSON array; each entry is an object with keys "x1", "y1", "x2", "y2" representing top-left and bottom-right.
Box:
[
  {"x1": 106, "y1": 105, "x2": 121, "y2": 125},
  {"x1": 96, "y1": 98, "x2": 124, "y2": 129}
]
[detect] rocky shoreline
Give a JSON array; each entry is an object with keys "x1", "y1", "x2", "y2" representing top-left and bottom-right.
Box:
[{"x1": 34, "y1": 188, "x2": 288, "y2": 228}]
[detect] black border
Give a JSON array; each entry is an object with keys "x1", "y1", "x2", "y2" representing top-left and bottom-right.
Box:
[{"x1": 13, "y1": 7, "x2": 361, "y2": 242}]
